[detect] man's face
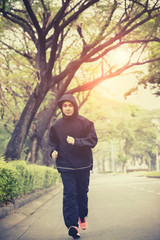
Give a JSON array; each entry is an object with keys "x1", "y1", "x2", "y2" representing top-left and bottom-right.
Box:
[{"x1": 62, "y1": 101, "x2": 74, "y2": 117}]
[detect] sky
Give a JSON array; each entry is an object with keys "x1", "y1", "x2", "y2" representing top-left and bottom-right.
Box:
[
  {"x1": 97, "y1": 74, "x2": 160, "y2": 110},
  {"x1": 95, "y1": 47, "x2": 160, "y2": 111}
]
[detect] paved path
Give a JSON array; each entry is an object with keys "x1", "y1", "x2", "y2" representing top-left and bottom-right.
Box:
[{"x1": 0, "y1": 174, "x2": 160, "y2": 240}]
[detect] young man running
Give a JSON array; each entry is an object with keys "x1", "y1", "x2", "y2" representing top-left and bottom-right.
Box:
[{"x1": 49, "y1": 94, "x2": 98, "y2": 239}]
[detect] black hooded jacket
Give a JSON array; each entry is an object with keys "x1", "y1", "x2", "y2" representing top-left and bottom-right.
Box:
[{"x1": 49, "y1": 94, "x2": 98, "y2": 172}]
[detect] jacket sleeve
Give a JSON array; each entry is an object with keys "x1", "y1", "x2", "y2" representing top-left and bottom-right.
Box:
[
  {"x1": 74, "y1": 120, "x2": 98, "y2": 148},
  {"x1": 49, "y1": 126, "x2": 59, "y2": 157}
]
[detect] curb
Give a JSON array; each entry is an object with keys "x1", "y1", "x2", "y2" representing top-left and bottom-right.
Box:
[
  {"x1": 147, "y1": 176, "x2": 160, "y2": 178},
  {"x1": 0, "y1": 183, "x2": 62, "y2": 220}
]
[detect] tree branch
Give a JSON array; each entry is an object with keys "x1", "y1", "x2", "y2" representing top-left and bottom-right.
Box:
[
  {"x1": 40, "y1": 0, "x2": 48, "y2": 12},
  {"x1": 22, "y1": 0, "x2": 42, "y2": 37},
  {"x1": 59, "y1": 0, "x2": 99, "y2": 31},
  {"x1": 49, "y1": 5, "x2": 160, "y2": 90},
  {"x1": 0, "y1": 40, "x2": 33, "y2": 61},
  {"x1": 86, "y1": 36, "x2": 160, "y2": 63},
  {"x1": 67, "y1": 56, "x2": 160, "y2": 94},
  {"x1": 0, "y1": 11, "x2": 37, "y2": 44},
  {"x1": 82, "y1": 10, "x2": 160, "y2": 63},
  {"x1": 45, "y1": 0, "x2": 70, "y2": 34}
]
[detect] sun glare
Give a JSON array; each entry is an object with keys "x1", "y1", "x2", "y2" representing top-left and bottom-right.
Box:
[
  {"x1": 95, "y1": 47, "x2": 139, "y2": 101},
  {"x1": 95, "y1": 46, "x2": 160, "y2": 110},
  {"x1": 110, "y1": 48, "x2": 130, "y2": 67}
]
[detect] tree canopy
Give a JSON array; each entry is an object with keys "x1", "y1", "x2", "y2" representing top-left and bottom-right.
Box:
[{"x1": 1, "y1": 0, "x2": 160, "y2": 160}]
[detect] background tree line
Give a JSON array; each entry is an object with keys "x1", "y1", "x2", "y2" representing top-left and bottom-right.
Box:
[
  {"x1": 80, "y1": 91, "x2": 160, "y2": 172},
  {"x1": 1, "y1": 87, "x2": 160, "y2": 172}
]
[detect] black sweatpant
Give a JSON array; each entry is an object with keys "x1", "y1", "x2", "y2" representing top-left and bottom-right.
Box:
[{"x1": 61, "y1": 170, "x2": 90, "y2": 228}]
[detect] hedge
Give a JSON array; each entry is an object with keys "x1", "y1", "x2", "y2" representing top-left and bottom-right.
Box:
[{"x1": 0, "y1": 158, "x2": 60, "y2": 205}]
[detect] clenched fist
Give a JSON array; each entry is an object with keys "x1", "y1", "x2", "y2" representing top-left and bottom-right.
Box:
[
  {"x1": 51, "y1": 150, "x2": 58, "y2": 159},
  {"x1": 67, "y1": 136, "x2": 75, "y2": 145}
]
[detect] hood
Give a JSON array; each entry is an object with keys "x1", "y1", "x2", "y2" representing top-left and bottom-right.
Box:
[{"x1": 58, "y1": 94, "x2": 78, "y2": 118}]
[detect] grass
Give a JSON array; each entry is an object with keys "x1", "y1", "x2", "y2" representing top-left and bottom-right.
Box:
[
  {"x1": 146, "y1": 171, "x2": 160, "y2": 177},
  {"x1": 98, "y1": 171, "x2": 160, "y2": 178},
  {"x1": 136, "y1": 171, "x2": 160, "y2": 178}
]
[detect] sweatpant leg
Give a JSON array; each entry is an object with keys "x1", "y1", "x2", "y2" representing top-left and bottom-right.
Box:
[
  {"x1": 76, "y1": 171, "x2": 90, "y2": 219},
  {"x1": 61, "y1": 172, "x2": 79, "y2": 228}
]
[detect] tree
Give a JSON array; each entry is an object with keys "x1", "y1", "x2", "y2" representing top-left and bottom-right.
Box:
[
  {"x1": 124, "y1": 14, "x2": 160, "y2": 97},
  {"x1": 1, "y1": 0, "x2": 160, "y2": 160},
  {"x1": 117, "y1": 151, "x2": 129, "y2": 172},
  {"x1": 139, "y1": 41, "x2": 160, "y2": 95},
  {"x1": 81, "y1": 90, "x2": 160, "y2": 172}
]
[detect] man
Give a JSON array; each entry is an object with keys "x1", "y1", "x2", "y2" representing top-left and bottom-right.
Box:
[{"x1": 49, "y1": 94, "x2": 98, "y2": 239}]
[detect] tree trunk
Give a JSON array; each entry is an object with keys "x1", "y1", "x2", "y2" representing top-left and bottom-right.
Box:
[
  {"x1": 28, "y1": 135, "x2": 41, "y2": 164},
  {"x1": 4, "y1": 82, "x2": 49, "y2": 160},
  {"x1": 41, "y1": 135, "x2": 52, "y2": 166},
  {"x1": 26, "y1": 88, "x2": 61, "y2": 161},
  {"x1": 28, "y1": 106, "x2": 57, "y2": 164},
  {"x1": 27, "y1": 73, "x2": 76, "y2": 163}
]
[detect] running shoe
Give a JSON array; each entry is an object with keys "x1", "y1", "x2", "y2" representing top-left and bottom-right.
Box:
[
  {"x1": 79, "y1": 217, "x2": 87, "y2": 230},
  {"x1": 68, "y1": 226, "x2": 80, "y2": 239}
]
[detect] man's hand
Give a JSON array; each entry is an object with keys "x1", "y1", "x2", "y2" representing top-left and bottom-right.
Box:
[
  {"x1": 67, "y1": 136, "x2": 75, "y2": 145},
  {"x1": 51, "y1": 150, "x2": 58, "y2": 159}
]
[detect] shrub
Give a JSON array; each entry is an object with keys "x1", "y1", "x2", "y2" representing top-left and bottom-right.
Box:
[{"x1": 0, "y1": 158, "x2": 60, "y2": 205}]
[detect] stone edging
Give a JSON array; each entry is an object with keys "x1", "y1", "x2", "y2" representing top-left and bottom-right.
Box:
[{"x1": 0, "y1": 183, "x2": 61, "y2": 219}]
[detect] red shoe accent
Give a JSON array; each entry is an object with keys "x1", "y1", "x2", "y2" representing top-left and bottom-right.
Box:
[{"x1": 79, "y1": 217, "x2": 87, "y2": 230}]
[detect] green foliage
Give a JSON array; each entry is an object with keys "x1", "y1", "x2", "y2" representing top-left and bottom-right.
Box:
[
  {"x1": 0, "y1": 127, "x2": 10, "y2": 156},
  {"x1": 0, "y1": 158, "x2": 60, "y2": 205},
  {"x1": 117, "y1": 151, "x2": 129, "y2": 164},
  {"x1": 80, "y1": 90, "x2": 160, "y2": 171},
  {"x1": 133, "y1": 16, "x2": 160, "y2": 95},
  {"x1": 0, "y1": 157, "x2": 20, "y2": 204},
  {"x1": 146, "y1": 171, "x2": 160, "y2": 177},
  {"x1": 0, "y1": 0, "x2": 20, "y2": 12}
]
